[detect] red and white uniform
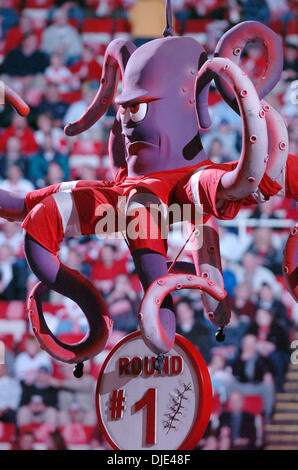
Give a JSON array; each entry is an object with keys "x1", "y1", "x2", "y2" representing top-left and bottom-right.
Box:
[{"x1": 22, "y1": 156, "x2": 296, "y2": 257}]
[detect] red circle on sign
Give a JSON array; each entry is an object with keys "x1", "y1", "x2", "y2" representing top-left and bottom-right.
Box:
[{"x1": 95, "y1": 331, "x2": 212, "y2": 450}]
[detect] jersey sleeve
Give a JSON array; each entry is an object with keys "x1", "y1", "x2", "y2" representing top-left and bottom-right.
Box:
[
  {"x1": 25, "y1": 184, "x2": 63, "y2": 213},
  {"x1": 194, "y1": 164, "x2": 243, "y2": 220},
  {"x1": 285, "y1": 153, "x2": 298, "y2": 201}
]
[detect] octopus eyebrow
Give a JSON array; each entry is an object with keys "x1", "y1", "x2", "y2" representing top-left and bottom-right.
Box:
[{"x1": 121, "y1": 97, "x2": 160, "y2": 107}]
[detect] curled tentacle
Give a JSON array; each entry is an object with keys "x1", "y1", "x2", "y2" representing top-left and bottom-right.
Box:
[
  {"x1": 108, "y1": 112, "x2": 127, "y2": 177},
  {"x1": 282, "y1": 224, "x2": 298, "y2": 303},
  {"x1": 64, "y1": 39, "x2": 136, "y2": 136},
  {"x1": 166, "y1": 261, "x2": 196, "y2": 274},
  {"x1": 261, "y1": 100, "x2": 289, "y2": 182},
  {"x1": 138, "y1": 273, "x2": 226, "y2": 354},
  {"x1": 196, "y1": 57, "x2": 268, "y2": 200},
  {"x1": 3, "y1": 83, "x2": 30, "y2": 116},
  {"x1": 24, "y1": 234, "x2": 113, "y2": 364},
  {"x1": 191, "y1": 217, "x2": 231, "y2": 328},
  {"x1": 214, "y1": 21, "x2": 283, "y2": 114},
  {"x1": 28, "y1": 279, "x2": 113, "y2": 364},
  {"x1": 248, "y1": 101, "x2": 289, "y2": 203}
]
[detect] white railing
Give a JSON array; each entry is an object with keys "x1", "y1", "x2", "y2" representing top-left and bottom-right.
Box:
[{"x1": 218, "y1": 218, "x2": 295, "y2": 245}]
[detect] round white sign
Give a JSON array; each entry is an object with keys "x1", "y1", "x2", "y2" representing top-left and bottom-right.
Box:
[{"x1": 95, "y1": 331, "x2": 212, "y2": 450}]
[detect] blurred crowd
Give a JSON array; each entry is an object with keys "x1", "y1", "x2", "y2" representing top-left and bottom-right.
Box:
[{"x1": 0, "y1": 0, "x2": 297, "y2": 451}]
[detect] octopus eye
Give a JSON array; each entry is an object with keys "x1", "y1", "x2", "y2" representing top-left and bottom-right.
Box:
[
  {"x1": 130, "y1": 103, "x2": 140, "y2": 114},
  {"x1": 119, "y1": 105, "x2": 130, "y2": 124},
  {"x1": 130, "y1": 102, "x2": 147, "y2": 122},
  {"x1": 119, "y1": 105, "x2": 127, "y2": 115}
]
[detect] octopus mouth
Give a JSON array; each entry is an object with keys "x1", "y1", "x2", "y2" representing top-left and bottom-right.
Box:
[{"x1": 126, "y1": 140, "x2": 160, "y2": 155}]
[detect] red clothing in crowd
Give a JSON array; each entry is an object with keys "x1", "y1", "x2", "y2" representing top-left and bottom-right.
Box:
[
  {"x1": 4, "y1": 26, "x2": 42, "y2": 54},
  {"x1": 0, "y1": 126, "x2": 38, "y2": 155},
  {"x1": 71, "y1": 59, "x2": 102, "y2": 82},
  {"x1": 90, "y1": 256, "x2": 128, "y2": 284}
]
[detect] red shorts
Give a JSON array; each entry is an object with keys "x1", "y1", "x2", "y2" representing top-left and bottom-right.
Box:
[
  {"x1": 22, "y1": 160, "x2": 282, "y2": 256},
  {"x1": 23, "y1": 162, "x2": 215, "y2": 255}
]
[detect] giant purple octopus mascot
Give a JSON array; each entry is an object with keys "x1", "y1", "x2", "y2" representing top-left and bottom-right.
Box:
[{"x1": 0, "y1": 0, "x2": 297, "y2": 376}]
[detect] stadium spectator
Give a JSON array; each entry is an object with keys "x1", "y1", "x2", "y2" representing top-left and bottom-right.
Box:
[
  {"x1": 218, "y1": 433, "x2": 232, "y2": 450},
  {"x1": 218, "y1": 226, "x2": 248, "y2": 263},
  {"x1": 208, "y1": 354, "x2": 233, "y2": 403},
  {"x1": 0, "y1": 222, "x2": 23, "y2": 257},
  {"x1": 45, "y1": 52, "x2": 80, "y2": 94},
  {"x1": 71, "y1": 44, "x2": 102, "y2": 84},
  {"x1": 41, "y1": 7, "x2": 83, "y2": 65},
  {"x1": 53, "y1": 364, "x2": 97, "y2": 426},
  {"x1": 44, "y1": 161, "x2": 65, "y2": 186},
  {"x1": 208, "y1": 138, "x2": 225, "y2": 164},
  {"x1": 28, "y1": 134, "x2": 69, "y2": 188},
  {"x1": 241, "y1": 43, "x2": 266, "y2": 82},
  {"x1": 17, "y1": 394, "x2": 56, "y2": 427},
  {"x1": 0, "y1": 114, "x2": 38, "y2": 156},
  {"x1": 248, "y1": 227, "x2": 283, "y2": 275},
  {"x1": 218, "y1": 390, "x2": 257, "y2": 450},
  {"x1": 37, "y1": 83, "x2": 69, "y2": 127},
  {"x1": 250, "y1": 196, "x2": 282, "y2": 220},
  {"x1": 35, "y1": 113, "x2": 68, "y2": 156},
  {"x1": 87, "y1": 243, "x2": 129, "y2": 295},
  {"x1": 256, "y1": 283, "x2": 292, "y2": 335},
  {"x1": 0, "y1": 363, "x2": 21, "y2": 424},
  {"x1": 0, "y1": 136, "x2": 28, "y2": 179},
  {"x1": 0, "y1": 0, "x2": 19, "y2": 40},
  {"x1": 106, "y1": 273, "x2": 139, "y2": 333},
  {"x1": 75, "y1": 164, "x2": 97, "y2": 181},
  {"x1": 15, "y1": 430, "x2": 35, "y2": 450},
  {"x1": 63, "y1": 81, "x2": 105, "y2": 140},
  {"x1": 192, "y1": 0, "x2": 226, "y2": 19},
  {"x1": 247, "y1": 308, "x2": 290, "y2": 392},
  {"x1": 237, "y1": 251, "x2": 281, "y2": 298},
  {"x1": 88, "y1": 427, "x2": 110, "y2": 450},
  {"x1": 201, "y1": 434, "x2": 218, "y2": 450},
  {"x1": 2, "y1": 33, "x2": 49, "y2": 78},
  {"x1": 229, "y1": 334, "x2": 275, "y2": 421},
  {"x1": 201, "y1": 118, "x2": 239, "y2": 162},
  {"x1": 236, "y1": 0, "x2": 270, "y2": 24},
  {"x1": 18, "y1": 366, "x2": 58, "y2": 426},
  {"x1": 171, "y1": 0, "x2": 191, "y2": 34},
  {"x1": 0, "y1": 221, "x2": 29, "y2": 300},
  {"x1": 282, "y1": 42, "x2": 298, "y2": 82},
  {"x1": 210, "y1": 310, "x2": 249, "y2": 361},
  {"x1": 94, "y1": 0, "x2": 118, "y2": 17},
  {"x1": 3, "y1": 14, "x2": 35, "y2": 55},
  {"x1": 46, "y1": 428, "x2": 68, "y2": 450},
  {"x1": 0, "y1": 164, "x2": 34, "y2": 194},
  {"x1": 229, "y1": 282, "x2": 256, "y2": 321},
  {"x1": 176, "y1": 298, "x2": 213, "y2": 363},
  {"x1": 0, "y1": 244, "x2": 15, "y2": 300},
  {"x1": 221, "y1": 257, "x2": 238, "y2": 298},
  {"x1": 14, "y1": 336, "x2": 52, "y2": 384},
  {"x1": 267, "y1": 0, "x2": 295, "y2": 35},
  {"x1": 209, "y1": 99, "x2": 242, "y2": 131},
  {"x1": 49, "y1": 1, "x2": 86, "y2": 27}
]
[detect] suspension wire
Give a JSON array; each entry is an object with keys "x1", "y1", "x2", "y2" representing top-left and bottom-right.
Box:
[
  {"x1": 163, "y1": 0, "x2": 174, "y2": 37},
  {"x1": 168, "y1": 226, "x2": 196, "y2": 273}
]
